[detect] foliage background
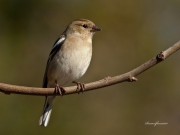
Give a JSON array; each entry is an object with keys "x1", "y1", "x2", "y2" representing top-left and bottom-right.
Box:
[{"x1": 0, "y1": 0, "x2": 180, "y2": 134}]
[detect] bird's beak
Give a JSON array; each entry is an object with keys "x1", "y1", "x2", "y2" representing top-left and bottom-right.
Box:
[{"x1": 90, "y1": 25, "x2": 102, "y2": 32}]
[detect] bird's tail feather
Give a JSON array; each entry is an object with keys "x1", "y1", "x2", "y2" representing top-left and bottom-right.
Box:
[{"x1": 39, "y1": 96, "x2": 55, "y2": 127}]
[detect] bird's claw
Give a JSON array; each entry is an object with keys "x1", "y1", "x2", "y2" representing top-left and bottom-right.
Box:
[
  {"x1": 72, "y1": 81, "x2": 85, "y2": 94},
  {"x1": 55, "y1": 84, "x2": 65, "y2": 96}
]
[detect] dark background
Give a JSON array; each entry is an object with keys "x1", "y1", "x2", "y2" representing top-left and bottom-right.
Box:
[{"x1": 0, "y1": 0, "x2": 180, "y2": 134}]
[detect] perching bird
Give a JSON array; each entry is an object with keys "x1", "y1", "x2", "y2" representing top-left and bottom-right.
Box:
[{"x1": 39, "y1": 19, "x2": 101, "y2": 127}]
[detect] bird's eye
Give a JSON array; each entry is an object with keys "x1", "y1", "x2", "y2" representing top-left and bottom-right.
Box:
[{"x1": 82, "y1": 24, "x2": 88, "y2": 28}]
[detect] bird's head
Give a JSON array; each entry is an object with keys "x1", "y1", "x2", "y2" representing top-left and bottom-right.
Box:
[{"x1": 66, "y1": 19, "x2": 101, "y2": 38}]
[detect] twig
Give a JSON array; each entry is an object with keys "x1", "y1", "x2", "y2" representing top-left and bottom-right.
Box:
[{"x1": 0, "y1": 41, "x2": 180, "y2": 96}]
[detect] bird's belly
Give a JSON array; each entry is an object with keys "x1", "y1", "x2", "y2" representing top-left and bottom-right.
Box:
[{"x1": 47, "y1": 47, "x2": 92, "y2": 87}]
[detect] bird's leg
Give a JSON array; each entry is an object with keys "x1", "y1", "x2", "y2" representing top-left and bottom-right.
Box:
[
  {"x1": 72, "y1": 81, "x2": 85, "y2": 94},
  {"x1": 55, "y1": 80, "x2": 65, "y2": 96}
]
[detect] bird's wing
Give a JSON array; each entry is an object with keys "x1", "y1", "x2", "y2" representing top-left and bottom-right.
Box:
[{"x1": 42, "y1": 34, "x2": 66, "y2": 88}]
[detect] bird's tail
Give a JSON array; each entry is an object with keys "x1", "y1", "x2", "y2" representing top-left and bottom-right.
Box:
[{"x1": 39, "y1": 96, "x2": 55, "y2": 127}]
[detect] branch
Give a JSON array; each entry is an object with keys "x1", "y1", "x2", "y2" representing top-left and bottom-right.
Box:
[{"x1": 0, "y1": 41, "x2": 180, "y2": 96}]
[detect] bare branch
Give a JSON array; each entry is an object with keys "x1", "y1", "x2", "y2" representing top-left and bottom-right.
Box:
[{"x1": 0, "y1": 41, "x2": 180, "y2": 96}]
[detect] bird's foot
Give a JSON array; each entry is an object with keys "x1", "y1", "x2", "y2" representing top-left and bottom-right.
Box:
[
  {"x1": 55, "y1": 84, "x2": 65, "y2": 96},
  {"x1": 72, "y1": 81, "x2": 85, "y2": 94}
]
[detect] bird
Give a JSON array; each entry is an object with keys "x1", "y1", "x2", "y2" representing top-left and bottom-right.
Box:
[{"x1": 39, "y1": 19, "x2": 101, "y2": 127}]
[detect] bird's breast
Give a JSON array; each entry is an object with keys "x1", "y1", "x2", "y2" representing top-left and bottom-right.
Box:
[{"x1": 48, "y1": 39, "x2": 92, "y2": 86}]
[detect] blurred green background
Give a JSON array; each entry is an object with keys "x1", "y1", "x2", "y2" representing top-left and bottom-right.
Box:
[{"x1": 0, "y1": 0, "x2": 180, "y2": 134}]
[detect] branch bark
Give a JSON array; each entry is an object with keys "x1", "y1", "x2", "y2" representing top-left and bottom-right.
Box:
[{"x1": 0, "y1": 41, "x2": 180, "y2": 96}]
